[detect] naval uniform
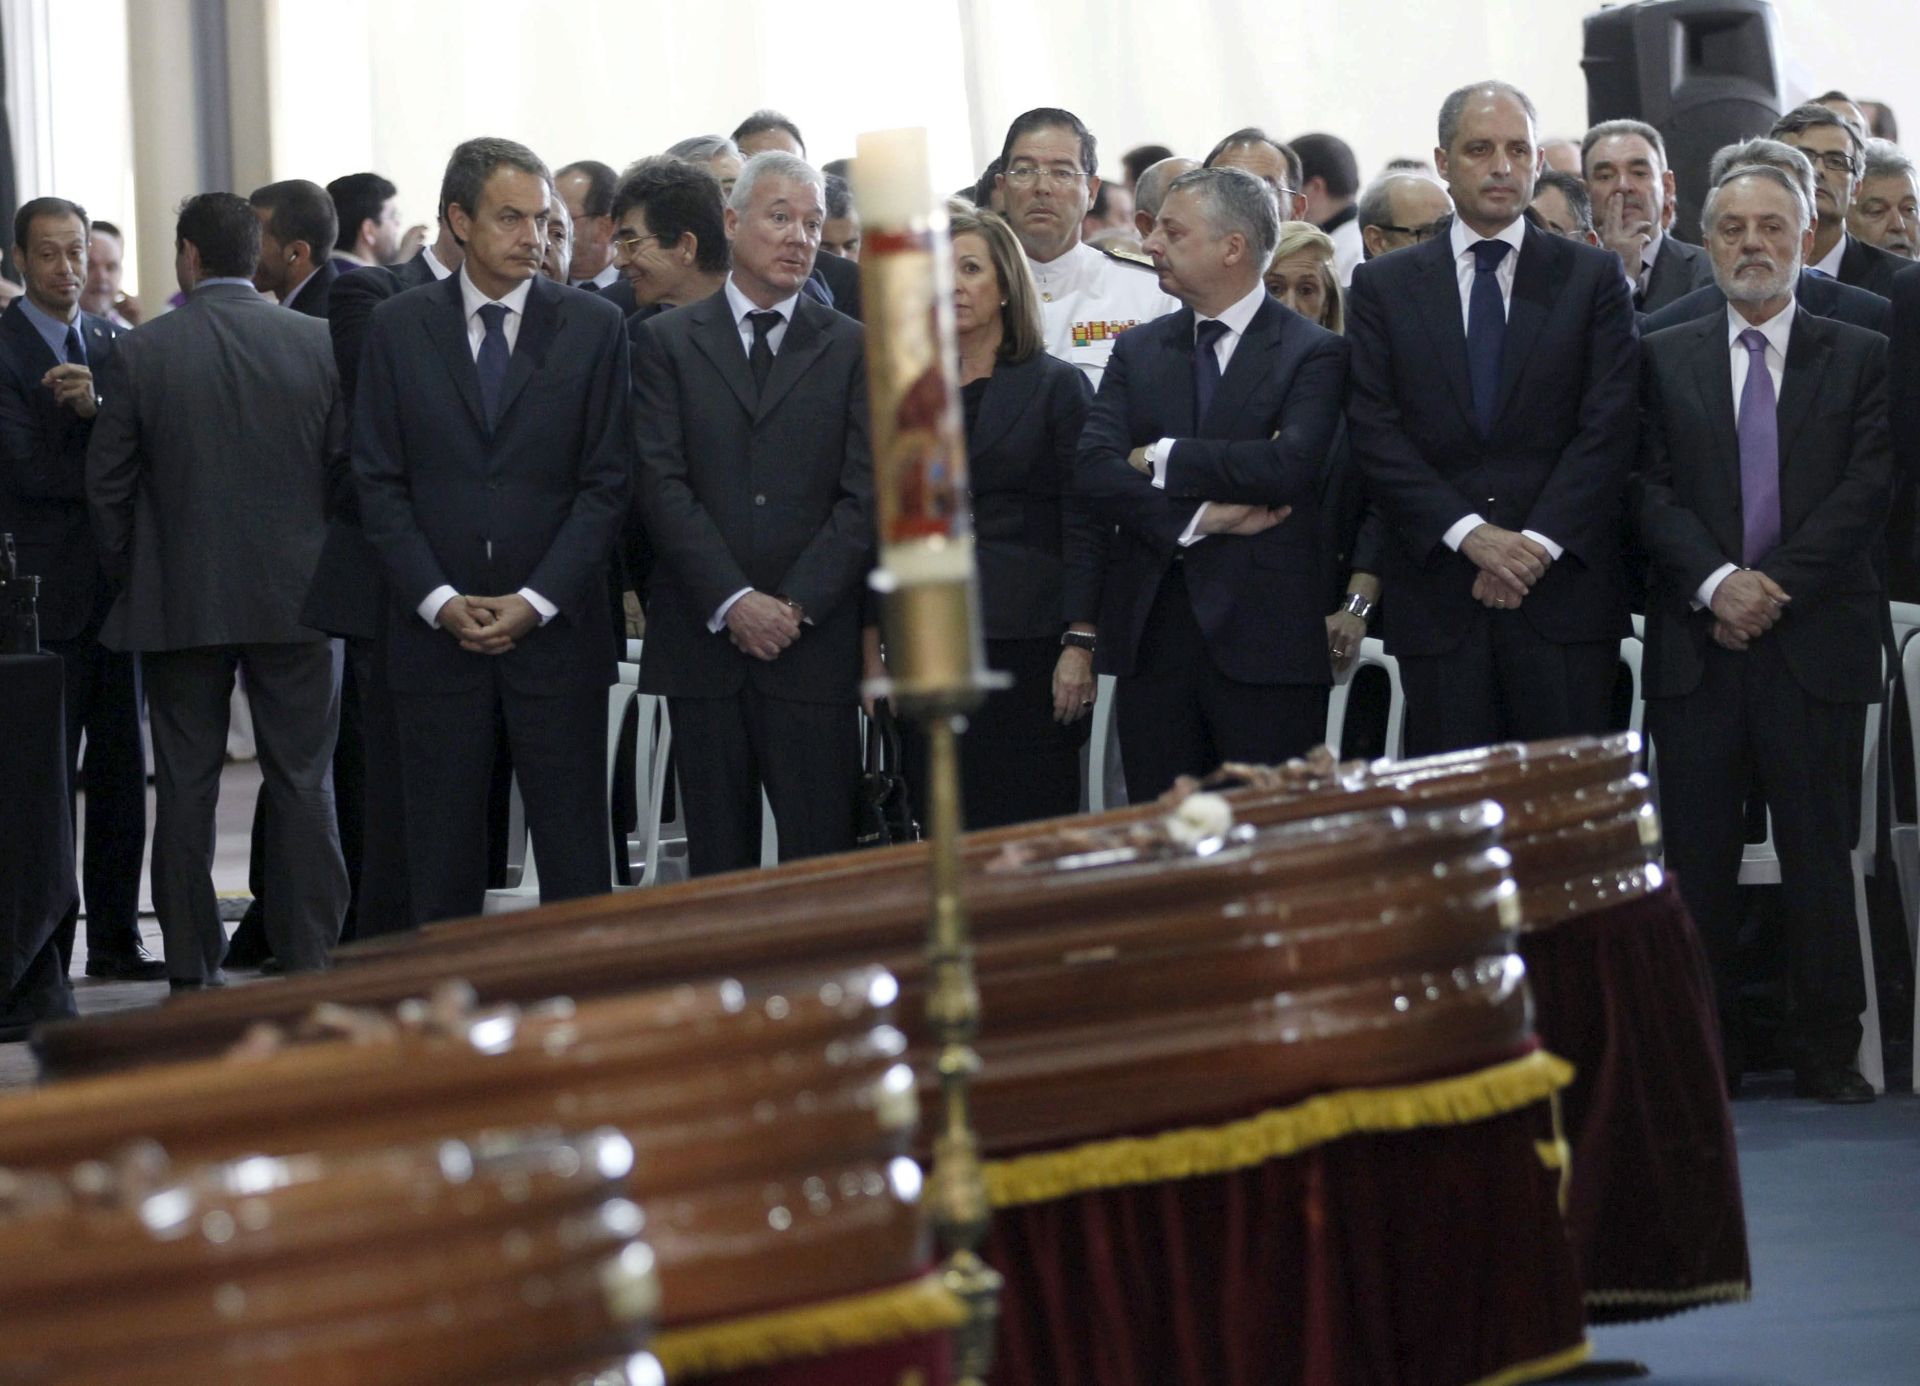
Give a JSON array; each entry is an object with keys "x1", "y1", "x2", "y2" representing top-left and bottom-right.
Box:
[{"x1": 1030, "y1": 241, "x2": 1180, "y2": 389}]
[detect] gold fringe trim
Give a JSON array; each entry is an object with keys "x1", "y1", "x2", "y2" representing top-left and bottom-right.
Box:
[
  {"x1": 983, "y1": 1050, "x2": 1578, "y2": 1208},
  {"x1": 1587, "y1": 1280, "x2": 1753, "y2": 1310},
  {"x1": 1466, "y1": 1338, "x2": 1593, "y2": 1386},
  {"x1": 650, "y1": 1273, "x2": 967, "y2": 1380}
]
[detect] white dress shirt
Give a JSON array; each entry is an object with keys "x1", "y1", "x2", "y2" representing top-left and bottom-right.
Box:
[
  {"x1": 1143, "y1": 279, "x2": 1269, "y2": 546},
  {"x1": 1329, "y1": 216, "x2": 1365, "y2": 288},
  {"x1": 1631, "y1": 232, "x2": 1668, "y2": 297},
  {"x1": 416, "y1": 267, "x2": 556, "y2": 630},
  {"x1": 1439, "y1": 215, "x2": 1562, "y2": 562},
  {"x1": 1809, "y1": 234, "x2": 1847, "y2": 279},
  {"x1": 574, "y1": 261, "x2": 621, "y2": 291},
  {"x1": 421, "y1": 244, "x2": 454, "y2": 281},
  {"x1": 709, "y1": 275, "x2": 804, "y2": 631},
  {"x1": 1696, "y1": 299, "x2": 1797, "y2": 610}
]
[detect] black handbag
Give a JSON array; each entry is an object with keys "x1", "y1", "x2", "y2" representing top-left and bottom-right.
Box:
[{"x1": 854, "y1": 700, "x2": 921, "y2": 848}]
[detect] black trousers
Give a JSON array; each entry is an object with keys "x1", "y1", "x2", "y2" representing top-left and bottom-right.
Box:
[
  {"x1": 1399, "y1": 607, "x2": 1618, "y2": 758},
  {"x1": 669, "y1": 687, "x2": 859, "y2": 877},
  {"x1": 393, "y1": 677, "x2": 609, "y2": 925},
  {"x1": 1116, "y1": 566, "x2": 1330, "y2": 803},
  {"x1": 44, "y1": 632, "x2": 146, "y2": 964},
  {"x1": 1648, "y1": 635, "x2": 1867, "y2": 1071}
]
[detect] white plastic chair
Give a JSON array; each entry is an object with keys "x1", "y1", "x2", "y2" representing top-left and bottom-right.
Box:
[
  {"x1": 1734, "y1": 655, "x2": 1888, "y2": 1092},
  {"x1": 1322, "y1": 636, "x2": 1404, "y2": 762},
  {"x1": 1085, "y1": 674, "x2": 1122, "y2": 812},
  {"x1": 1618, "y1": 635, "x2": 1645, "y2": 738}
]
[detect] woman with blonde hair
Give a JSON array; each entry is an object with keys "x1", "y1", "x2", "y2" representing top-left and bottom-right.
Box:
[{"x1": 1266, "y1": 221, "x2": 1379, "y2": 674}]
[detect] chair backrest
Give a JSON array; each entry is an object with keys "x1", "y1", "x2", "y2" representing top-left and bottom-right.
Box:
[
  {"x1": 1086, "y1": 674, "x2": 1121, "y2": 812},
  {"x1": 1323, "y1": 637, "x2": 1405, "y2": 762},
  {"x1": 1618, "y1": 635, "x2": 1645, "y2": 737}
]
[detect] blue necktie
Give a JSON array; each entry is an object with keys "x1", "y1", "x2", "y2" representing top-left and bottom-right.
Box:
[
  {"x1": 476, "y1": 302, "x2": 510, "y2": 425},
  {"x1": 1193, "y1": 319, "x2": 1228, "y2": 430},
  {"x1": 1466, "y1": 239, "x2": 1511, "y2": 435},
  {"x1": 63, "y1": 325, "x2": 83, "y2": 365},
  {"x1": 1736, "y1": 329, "x2": 1781, "y2": 565},
  {"x1": 1804, "y1": 266, "x2": 1833, "y2": 280}
]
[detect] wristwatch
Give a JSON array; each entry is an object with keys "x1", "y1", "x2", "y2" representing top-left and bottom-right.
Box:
[
  {"x1": 1060, "y1": 631, "x2": 1097, "y2": 653},
  {"x1": 1341, "y1": 591, "x2": 1375, "y2": 623}
]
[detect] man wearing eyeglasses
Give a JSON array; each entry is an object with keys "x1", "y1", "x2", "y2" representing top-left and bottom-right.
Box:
[
  {"x1": 1355, "y1": 171, "x2": 1454, "y2": 262},
  {"x1": 1773, "y1": 103, "x2": 1906, "y2": 297},
  {"x1": 994, "y1": 107, "x2": 1178, "y2": 389}
]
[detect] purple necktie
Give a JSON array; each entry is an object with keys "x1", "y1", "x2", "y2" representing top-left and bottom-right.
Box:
[{"x1": 1736, "y1": 328, "x2": 1781, "y2": 566}]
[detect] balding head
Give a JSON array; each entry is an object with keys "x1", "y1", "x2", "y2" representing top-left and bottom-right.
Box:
[
  {"x1": 1357, "y1": 172, "x2": 1453, "y2": 260},
  {"x1": 1133, "y1": 155, "x2": 1201, "y2": 237}
]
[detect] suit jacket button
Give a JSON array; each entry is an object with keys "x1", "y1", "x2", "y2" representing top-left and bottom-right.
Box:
[{"x1": 754, "y1": 494, "x2": 766, "y2": 506}]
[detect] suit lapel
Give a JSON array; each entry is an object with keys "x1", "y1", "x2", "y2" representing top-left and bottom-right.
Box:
[
  {"x1": 1204, "y1": 296, "x2": 1281, "y2": 431},
  {"x1": 755, "y1": 300, "x2": 833, "y2": 424},
  {"x1": 690, "y1": 291, "x2": 759, "y2": 417},
  {"x1": 0, "y1": 304, "x2": 58, "y2": 374},
  {"x1": 1775, "y1": 312, "x2": 1828, "y2": 469},
  {"x1": 1490, "y1": 223, "x2": 1556, "y2": 425},
  {"x1": 1409, "y1": 237, "x2": 1476, "y2": 425},
  {"x1": 1159, "y1": 306, "x2": 1198, "y2": 431},
  {"x1": 423, "y1": 274, "x2": 489, "y2": 433},
  {"x1": 970, "y1": 352, "x2": 1042, "y2": 458},
  {"x1": 1686, "y1": 313, "x2": 1740, "y2": 494},
  {"x1": 493, "y1": 276, "x2": 559, "y2": 427}
]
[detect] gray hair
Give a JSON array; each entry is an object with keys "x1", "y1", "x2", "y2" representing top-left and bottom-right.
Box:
[
  {"x1": 1166, "y1": 165, "x2": 1280, "y2": 262},
  {"x1": 1707, "y1": 138, "x2": 1818, "y2": 217},
  {"x1": 1437, "y1": 81, "x2": 1539, "y2": 153},
  {"x1": 1862, "y1": 137, "x2": 1917, "y2": 184},
  {"x1": 1702, "y1": 163, "x2": 1813, "y2": 236},
  {"x1": 1133, "y1": 155, "x2": 1200, "y2": 220},
  {"x1": 1356, "y1": 171, "x2": 1438, "y2": 232},
  {"x1": 667, "y1": 134, "x2": 741, "y2": 166},
  {"x1": 1581, "y1": 118, "x2": 1668, "y2": 172},
  {"x1": 729, "y1": 150, "x2": 825, "y2": 214}
]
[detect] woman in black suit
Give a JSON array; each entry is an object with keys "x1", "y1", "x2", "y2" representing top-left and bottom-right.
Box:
[{"x1": 877, "y1": 205, "x2": 1100, "y2": 827}]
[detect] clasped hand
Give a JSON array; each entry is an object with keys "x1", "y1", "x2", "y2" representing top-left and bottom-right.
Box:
[
  {"x1": 42, "y1": 363, "x2": 96, "y2": 418},
  {"x1": 435, "y1": 593, "x2": 540, "y2": 654},
  {"x1": 1709, "y1": 569, "x2": 1790, "y2": 651},
  {"x1": 1463, "y1": 524, "x2": 1551, "y2": 609},
  {"x1": 727, "y1": 591, "x2": 801, "y2": 662}
]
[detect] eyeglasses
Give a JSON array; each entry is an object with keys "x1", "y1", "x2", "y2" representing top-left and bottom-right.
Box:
[
  {"x1": 1808, "y1": 150, "x2": 1859, "y2": 175},
  {"x1": 612, "y1": 231, "x2": 664, "y2": 258},
  {"x1": 1374, "y1": 220, "x2": 1448, "y2": 242},
  {"x1": 1004, "y1": 163, "x2": 1087, "y2": 190}
]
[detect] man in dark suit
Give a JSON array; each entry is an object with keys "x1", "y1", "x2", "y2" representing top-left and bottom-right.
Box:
[
  {"x1": 1077, "y1": 166, "x2": 1348, "y2": 799},
  {"x1": 1774, "y1": 103, "x2": 1907, "y2": 297},
  {"x1": 1347, "y1": 81, "x2": 1639, "y2": 756},
  {"x1": 249, "y1": 180, "x2": 340, "y2": 317},
  {"x1": 1636, "y1": 166, "x2": 1890, "y2": 1104},
  {"x1": 87, "y1": 193, "x2": 349, "y2": 988},
  {"x1": 1893, "y1": 263, "x2": 1920, "y2": 597},
  {"x1": 354, "y1": 137, "x2": 631, "y2": 924},
  {"x1": 633, "y1": 150, "x2": 873, "y2": 876},
  {"x1": 0, "y1": 196, "x2": 158, "y2": 980},
  {"x1": 1584, "y1": 119, "x2": 1716, "y2": 313}
]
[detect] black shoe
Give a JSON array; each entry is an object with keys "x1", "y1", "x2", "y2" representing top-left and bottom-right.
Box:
[
  {"x1": 1793, "y1": 1065, "x2": 1876, "y2": 1104},
  {"x1": 83, "y1": 946, "x2": 170, "y2": 982},
  {"x1": 222, "y1": 906, "x2": 273, "y2": 969},
  {"x1": 168, "y1": 969, "x2": 231, "y2": 995}
]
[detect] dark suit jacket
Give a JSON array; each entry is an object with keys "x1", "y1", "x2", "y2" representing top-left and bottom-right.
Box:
[
  {"x1": 352, "y1": 273, "x2": 631, "y2": 695},
  {"x1": 1076, "y1": 293, "x2": 1349, "y2": 684},
  {"x1": 87, "y1": 283, "x2": 342, "y2": 651},
  {"x1": 1641, "y1": 269, "x2": 1891, "y2": 337},
  {"x1": 1839, "y1": 233, "x2": 1906, "y2": 298},
  {"x1": 1889, "y1": 264, "x2": 1920, "y2": 595},
  {"x1": 584, "y1": 275, "x2": 638, "y2": 317},
  {"x1": 968, "y1": 350, "x2": 1099, "y2": 638},
  {"x1": 1634, "y1": 309, "x2": 1891, "y2": 703},
  {"x1": 302, "y1": 251, "x2": 442, "y2": 638},
  {"x1": 632, "y1": 289, "x2": 873, "y2": 704},
  {"x1": 1316, "y1": 423, "x2": 1384, "y2": 613},
  {"x1": 284, "y1": 259, "x2": 340, "y2": 319},
  {"x1": 811, "y1": 250, "x2": 862, "y2": 322},
  {"x1": 0, "y1": 304, "x2": 119, "y2": 642},
  {"x1": 1346, "y1": 219, "x2": 1640, "y2": 656},
  {"x1": 1639, "y1": 236, "x2": 1716, "y2": 314}
]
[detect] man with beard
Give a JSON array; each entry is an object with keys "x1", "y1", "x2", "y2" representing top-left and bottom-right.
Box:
[
  {"x1": 1635, "y1": 164, "x2": 1890, "y2": 1104},
  {"x1": 1346, "y1": 80, "x2": 1638, "y2": 756},
  {"x1": 995, "y1": 107, "x2": 1177, "y2": 388},
  {"x1": 1583, "y1": 119, "x2": 1715, "y2": 312},
  {"x1": 1850, "y1": 141, "x2": 1918, "y2": 261}
]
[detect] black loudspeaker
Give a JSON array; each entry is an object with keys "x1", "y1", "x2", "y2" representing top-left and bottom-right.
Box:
[{"x1": 1582, "y1": 0, "x2": 1783, "y2": 243}]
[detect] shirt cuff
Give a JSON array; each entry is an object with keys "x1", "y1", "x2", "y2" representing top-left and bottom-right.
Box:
[
  {"x1": 418, "y1": 584, "x2": 459, "y2": 627},
  {"x1": 1442, "y1": 514, "x2": 1485, "y2": 552},
  {"x1": 1520, "y1": 530, "x2": 1564, "y2": 562},
  {"x1": 1178, "y1": 504, "x2": 1208, "y2": 547},
  {"x1": 518, "y1": 588, "x2": 557, "y2": 626},
  {"x1": 709, "y1": 587, "x2": 753, "y2": 633},
  {"x1": 1695, "y1": 563, "x2": 1739, "y2": 612},
  {"x1": 1148, "y1": 437, "x2": 1176, "y2": 489}
]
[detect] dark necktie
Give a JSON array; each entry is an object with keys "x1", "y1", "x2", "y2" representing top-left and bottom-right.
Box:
[
  {"x1": 1466, "y1": 238, "x2": 1511, "y2": 435},
  {"x1": 747, "y1": 310, "x2": 781, "y2": 394},
  {"x1": 1736, "y1": 328, "x2": 1782, "y2": 565},
  {"x1": 475, "y1": 302, "x2": 510, "y2": 425},
  {"x1": 1193, "y1": 319, "x2": 1228, "y2": 430},
  {"x1": 1804, "y1": 266, "x2": 1833, "y2": 280},
  {"x1": 63, "y1": 325, "x2": 83, "y2": 365}
]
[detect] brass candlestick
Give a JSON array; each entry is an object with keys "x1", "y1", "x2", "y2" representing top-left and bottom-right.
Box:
[{"x1": 853, "y1": 128, "x2": 1005, "y2": 1386}]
